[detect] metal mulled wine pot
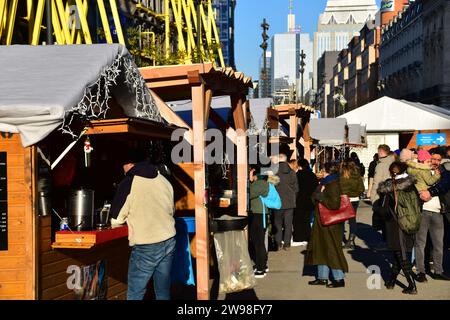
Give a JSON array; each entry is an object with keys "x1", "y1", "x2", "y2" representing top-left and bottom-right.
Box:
[{"x1": 68, "y1": 189, "x2": 95, "y2": 231}]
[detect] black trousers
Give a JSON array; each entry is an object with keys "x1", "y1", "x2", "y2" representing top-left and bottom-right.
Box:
[
  {"x1": 293, "y1": 208, "x2": 311, "y2": 242},
  {"x1": 249, "y1": 214, "x2": 267, "y2": 271},
  {"x1": 273, "y1": 209, "x2": 294, "y2": 247}
]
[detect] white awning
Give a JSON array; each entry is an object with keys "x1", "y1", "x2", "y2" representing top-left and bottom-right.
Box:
[
  {"x1": 310, "y1": 118, "x2": 347, "y2": 146},
  {"x1": 0, "y1": 44, "x2": 161, "y2": 147},
  {"x1": 338, "y1": 96, "x2": 450, "y2": 132}
]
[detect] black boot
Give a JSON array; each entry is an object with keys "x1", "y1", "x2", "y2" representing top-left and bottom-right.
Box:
[
  {"x1": 400, "y1": 256, "x2": 417, "y2": 295},
  {"x1": 343, "y1": 234, "x2": 356, "y2": 249},
  {"x1": 308, "y1": 279, "x2": 328, "y2": 286},
  {"x1": 403, "y1": 271, "x2": 417, "y2": 295}
]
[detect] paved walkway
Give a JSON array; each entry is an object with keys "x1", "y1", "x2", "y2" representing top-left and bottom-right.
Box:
[{"x1": 248, "y1": 202, "x2": 450, "y2": 300}]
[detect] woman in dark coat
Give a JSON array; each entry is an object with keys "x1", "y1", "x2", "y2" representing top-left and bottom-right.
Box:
[
  {"x1": 293, "y1": 159, "x2": 318, "y2": 245},
  {"x1": 306, "y1": 163, "x2": 348, "y2": 288},
  {"x1": 377, "y1": 161, "x2": 417, "y2": 294}
]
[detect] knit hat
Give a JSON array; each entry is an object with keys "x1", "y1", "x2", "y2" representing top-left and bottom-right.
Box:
[
  {"x1": 400, "y1": 148, "x2": 414, "y2": 162},
  {"x1": 418, "y1": 150, "x2": 431, "y2": 162}
]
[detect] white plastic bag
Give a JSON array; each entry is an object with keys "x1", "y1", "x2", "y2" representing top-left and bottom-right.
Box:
[{"x1": 213, "y1": 230, "x2": 256, "y2": 294}]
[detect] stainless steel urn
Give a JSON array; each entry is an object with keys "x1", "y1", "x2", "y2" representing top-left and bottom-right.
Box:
[{"x1": 68, "y1": 189, "x2": 94, "y2": 231}]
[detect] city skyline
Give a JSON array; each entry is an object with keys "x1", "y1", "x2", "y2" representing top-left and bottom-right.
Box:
[{"x1": 235, "y1": 0, "x2": 382, "y2": 81}]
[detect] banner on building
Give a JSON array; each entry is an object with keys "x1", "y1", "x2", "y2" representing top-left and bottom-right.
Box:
[{"x1": 381, "y1": 0, "x2": 395, "y2": 12}]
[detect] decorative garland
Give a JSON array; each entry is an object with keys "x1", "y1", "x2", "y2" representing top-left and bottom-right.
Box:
[{"x1": 60, "y1": 53, "x2": 161, "y2": 138}]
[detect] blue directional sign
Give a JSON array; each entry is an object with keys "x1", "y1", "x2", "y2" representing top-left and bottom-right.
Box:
[{"x1": 417, "y1": 133, "x2": 446, "y2": 146}]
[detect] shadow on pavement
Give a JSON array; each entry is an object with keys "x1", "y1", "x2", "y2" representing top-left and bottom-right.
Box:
[{"x1": 351, "y1": 222, "x2": 392, "y2": 280}]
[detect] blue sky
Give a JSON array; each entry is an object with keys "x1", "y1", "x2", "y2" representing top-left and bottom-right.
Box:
[{"x1": 234, "y1": 0, "x2": 381, "y2": 80}]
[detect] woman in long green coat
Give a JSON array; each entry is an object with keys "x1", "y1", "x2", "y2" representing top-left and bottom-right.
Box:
[{"x1": 305, "y1": 163, "x2": 349, "y2": 288}]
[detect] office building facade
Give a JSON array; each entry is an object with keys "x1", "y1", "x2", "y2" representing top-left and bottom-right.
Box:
[{"x1": 313, "y1": 0, "x2": 378, "y2": 89}]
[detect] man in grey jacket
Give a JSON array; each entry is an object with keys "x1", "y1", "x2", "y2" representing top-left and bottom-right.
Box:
[
  {"x1": 273, "y1": 154, "x2": 299, "y2": 250},
  {"x1": 371, "y1": 145, "x2": 395, "y2": 239}
]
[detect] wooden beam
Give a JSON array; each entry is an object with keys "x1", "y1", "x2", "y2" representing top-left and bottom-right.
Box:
[
  {"x1": 150, "y1": 89, "x2": 193, "y2": 145},
  {"x1": 289, "y1": 114, "x2": 298, "y2": 160},
  {"x1": 204, "y1": 89, "x2": 213, "y2": 129},
  {"x1": 187, "y1": 70, "x2": 201, "y2": 84},
  {"x1": 192, "y1": 83, "x2": 209, "y2": 300},
  {"x1": 209, "y1": 108, "x2": 228, "y2": 131},
  {"x1": 242, "y1": 100, "x2": 250, "y2": 129},
  {"x1": 139, "y1": 63, "x2": 214, "y2": 80},
  {"x1": 146, "y1": 79, "x2": 190, "y2": 89},
  {"x1": 231, "y1": 95, "x2": 246, "y2": 131},
  {"x1": 267, "y1": 107, "x2": 279, "y2": 130},
  {"x1": 237, "y1": 132, "x2": 248, "y2": 217}
]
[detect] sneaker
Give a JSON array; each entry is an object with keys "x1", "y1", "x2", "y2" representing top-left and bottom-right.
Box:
[
  {"x1": 253, "y1": 266, "x2": 269, "y2": 273},
  {"x1": 283, "y1": 244, "x2": 290, "y2": 251},
  {"x1": 415, "y1": 272, "x2": 427, "y2": 283},
  {"x1": 254, "y1": 270, "x2": 266, "y2": 278},
  {"x1": 432, "y1": 273, "x2": 450, "y2": 281}
]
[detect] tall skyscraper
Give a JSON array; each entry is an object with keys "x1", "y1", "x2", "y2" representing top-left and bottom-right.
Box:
[
  {"x1": 271, "y1": 33, "x2": 301, "y2": 98},
  {"x1": 213, "y1": 0, "x2": 236, "y2": 69},
  {"x1": 313, "y1": 0, "x2": 378, "y2": 89},
  {"x1": 270, "y1": 1, "x2": 300, "y2": 100}
]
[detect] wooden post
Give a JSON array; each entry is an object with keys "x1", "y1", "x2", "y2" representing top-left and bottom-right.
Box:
[
  {"x1": 303, "y1": 121, "x2": 311, "y2": 161},
  {"x1": 192, "y1": 83, "x2": 209, "y2": 300},
  {"x1": 289, "y1": 113, "x2": 298, "y2": 160},
  {"x1": 232, "y1": 96, "x2": 248, "y2": 217}
]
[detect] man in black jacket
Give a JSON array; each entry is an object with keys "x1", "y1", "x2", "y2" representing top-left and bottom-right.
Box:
[
  {"x1": 293, "y1": 159, "x2": 318, "y2": 246},
  {"x1": 272, "y1": 153, "x2": 299, "y2": 250}
]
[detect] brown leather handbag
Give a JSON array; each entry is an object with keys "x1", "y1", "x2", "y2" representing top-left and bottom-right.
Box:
[{"x1": 319, "y1": 195, "x2": 356, "y2": 226}]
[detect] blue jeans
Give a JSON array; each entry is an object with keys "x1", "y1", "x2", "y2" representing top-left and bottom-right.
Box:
[
  {"x1": 317, "y1": 265, "x2": 345, "y2": 281},
  {"x1": 127, "y1": 237, "x2": 176, "y2": 300}
]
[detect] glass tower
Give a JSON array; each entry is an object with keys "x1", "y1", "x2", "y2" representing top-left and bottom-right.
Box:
[{"x1": 212, "y1": 0, "x2": 236, "y2": 69}]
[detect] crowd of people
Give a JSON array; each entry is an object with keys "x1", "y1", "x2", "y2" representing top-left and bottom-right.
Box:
[
  {"x1": 248, "y1": 145, "x2": 450, "y2": 294},
  {"x1": 106, "y1": 144, "x2": 449, "y2": 300}
]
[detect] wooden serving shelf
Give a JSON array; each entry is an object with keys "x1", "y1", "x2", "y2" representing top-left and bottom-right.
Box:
[{"x1": 51, "y1": 225, "x2": 128, "y2": 249}]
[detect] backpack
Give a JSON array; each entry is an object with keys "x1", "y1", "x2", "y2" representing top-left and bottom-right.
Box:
[
  {"x1": 259, "y1": 183, "x2": 282, "y2": 228},
  {"x1": 394, "y1": 188, "x2": 421, "y2": 234}
]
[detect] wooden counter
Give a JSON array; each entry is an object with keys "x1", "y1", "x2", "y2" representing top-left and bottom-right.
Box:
[
  {"x1": 52, "y1": 226, "x2": 128, "y2": 249},
  {"x1": 39, "y1": 216, "x2": 130, "y2": 300}
]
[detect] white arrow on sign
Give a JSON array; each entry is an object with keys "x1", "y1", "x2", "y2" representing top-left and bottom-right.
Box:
[{"x1": 437, "y1": 136, "x2": 445, "y2": 143}]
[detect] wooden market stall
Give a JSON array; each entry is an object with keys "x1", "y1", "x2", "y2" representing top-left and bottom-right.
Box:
[
  {"x1": 140, "y1": 63, "x2": 253, "y2": 300},
  {"x1": 266, "y1": 104, "x2": 315, "y2": 161},
  {"x1": 0, "y1": 44, "x2": 180, "y2": 300}
]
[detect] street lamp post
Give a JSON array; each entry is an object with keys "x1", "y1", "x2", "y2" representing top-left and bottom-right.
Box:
[
  {"x1": 196, "y1": 0, "x2": 202, "y2": 63},
  {"x1": 299, "y1": 50, "x2": 306, "y2": 103},
  {"x1": 260, "y1": 18, "x2": 269, "y2": 98},
  {"x1": 45, "y1": 0, "x2": 53, "y2": 44}
]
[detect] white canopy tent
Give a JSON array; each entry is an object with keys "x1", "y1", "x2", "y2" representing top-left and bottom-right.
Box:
[
  {"x1": 0, "y1": 44, "x2": 161, "y2": 147},
  {"x1": 338, "y1": 96, "x2": 450, "y2": 131}
]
